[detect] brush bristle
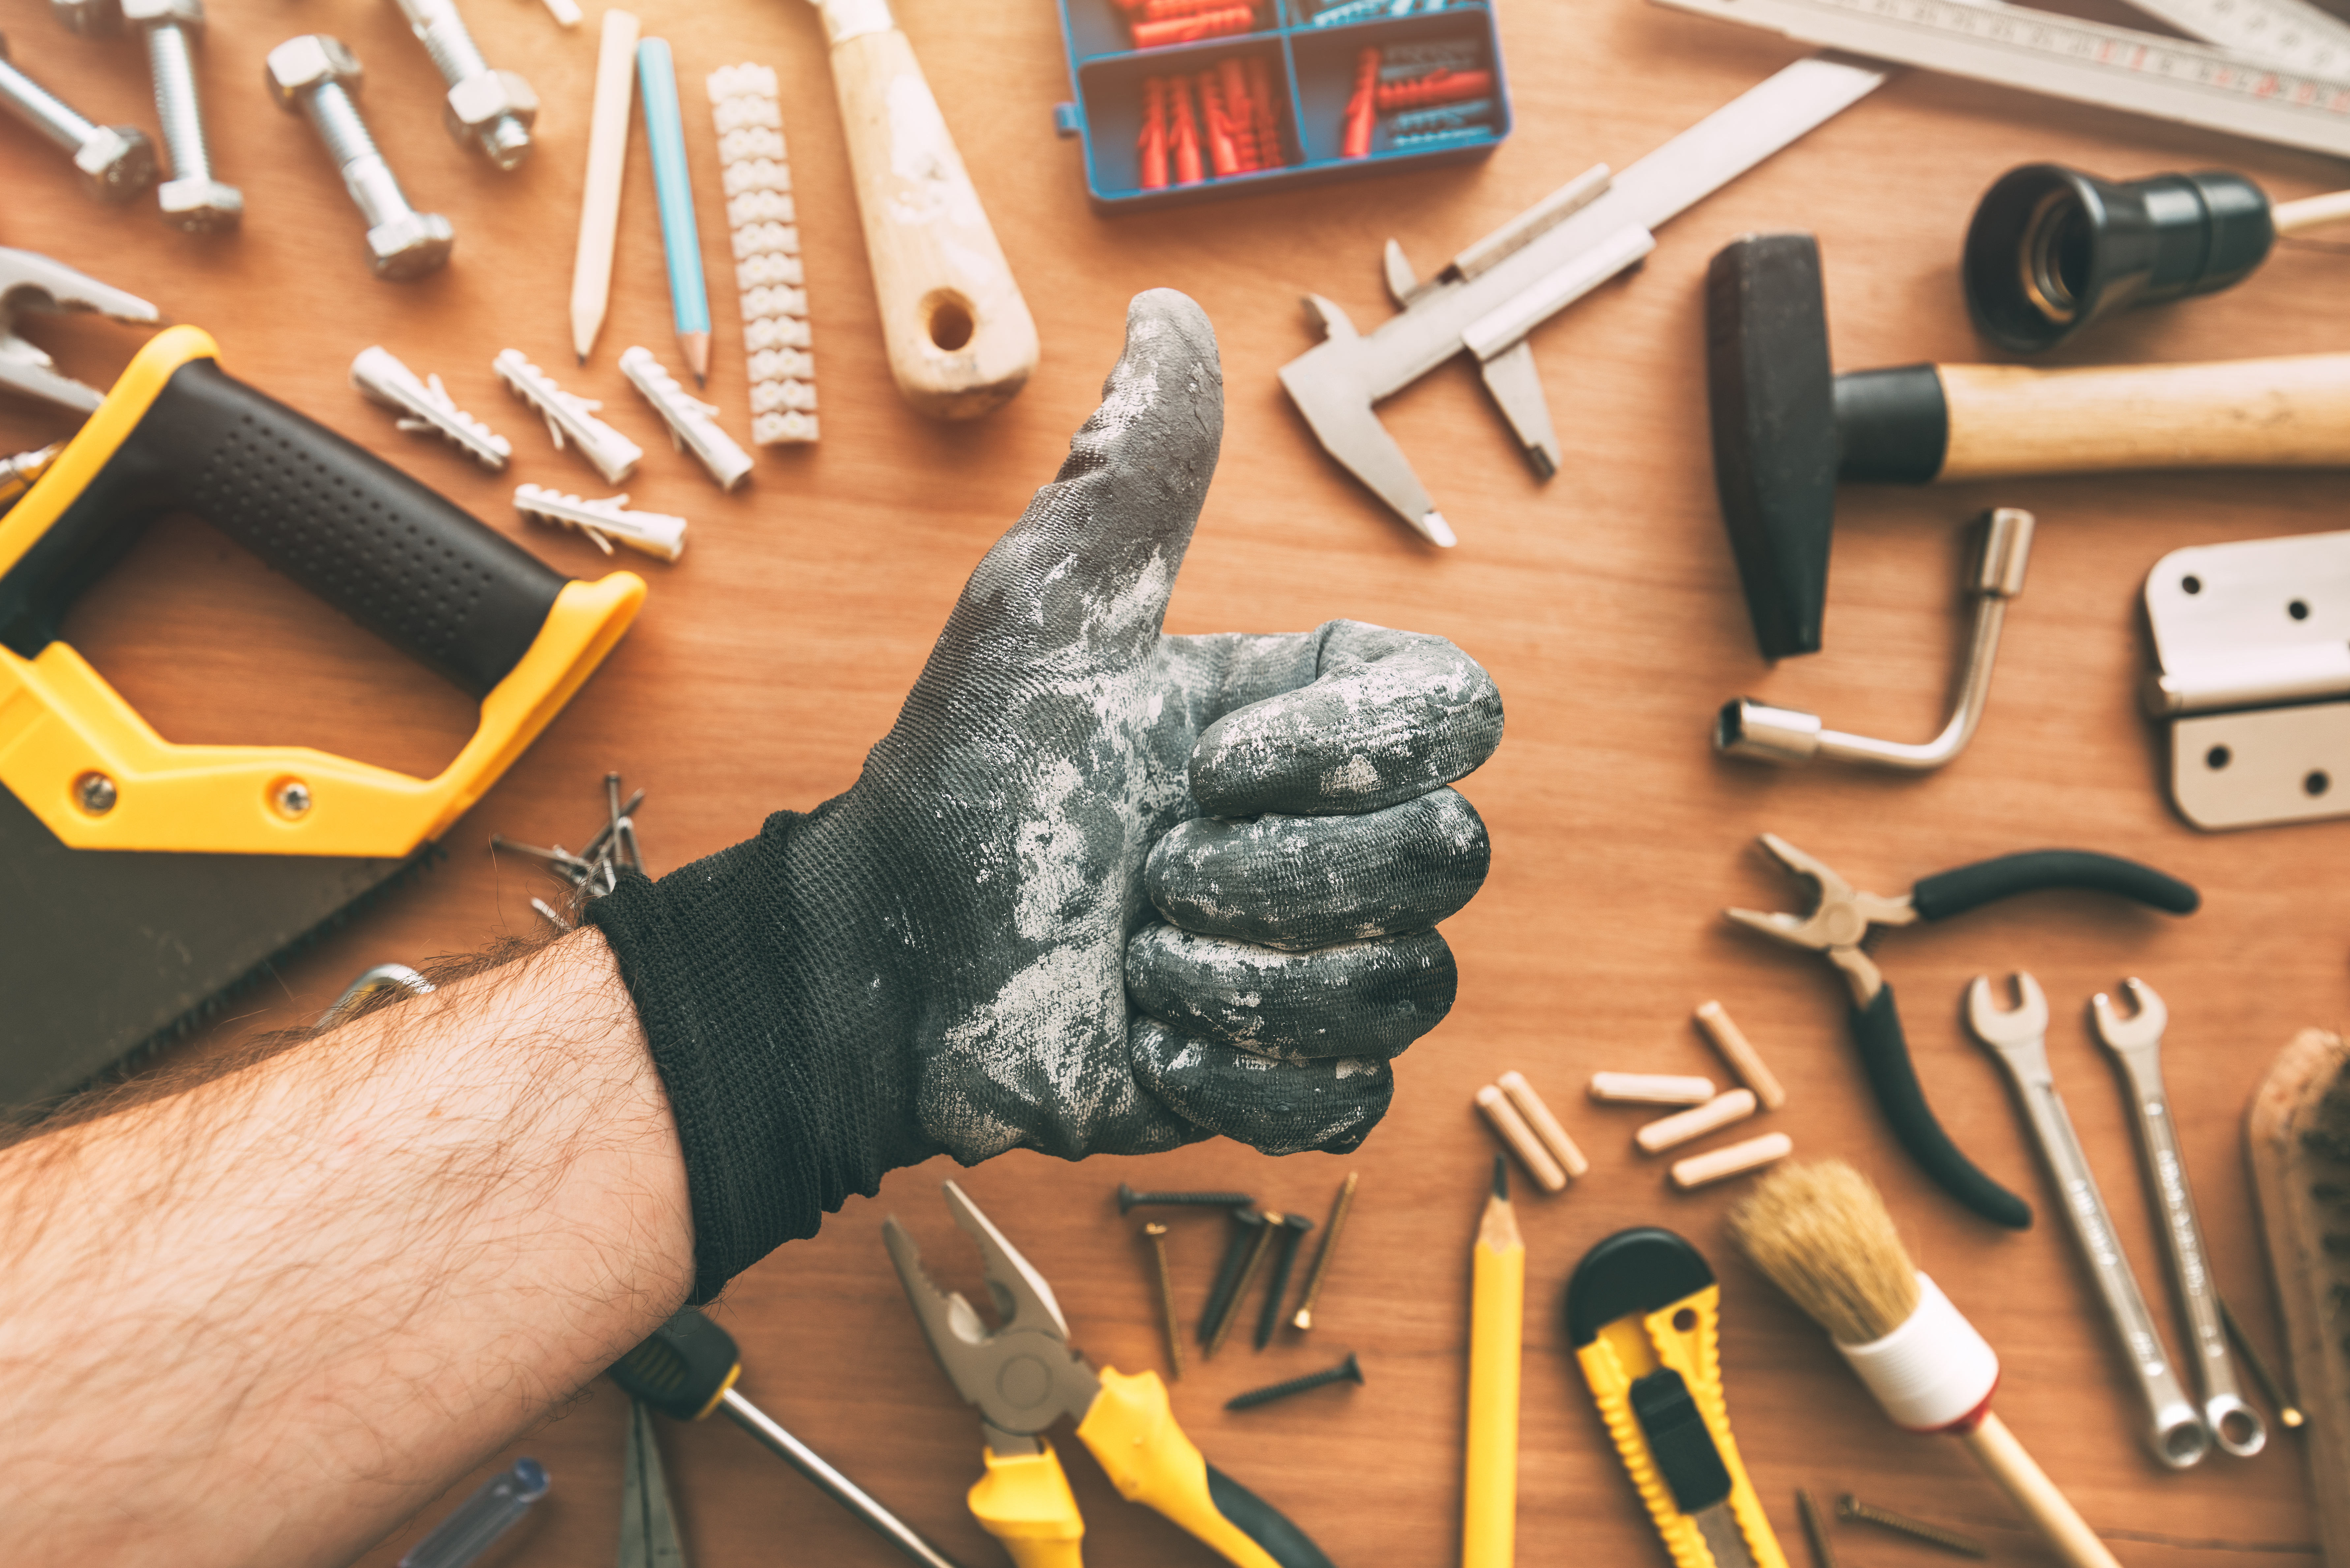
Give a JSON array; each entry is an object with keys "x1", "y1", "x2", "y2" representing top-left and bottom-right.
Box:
[{"x1": 1726, "y1": 1159, "x2": 1921, "y2": 1345}]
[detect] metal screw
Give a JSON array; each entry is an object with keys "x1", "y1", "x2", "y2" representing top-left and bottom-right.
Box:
[
  {"x1": 0, "y1": 34, "x2": 155, "y2": 200},
  {"x1": 1254, "y1": 1212, "x2": 1314, "y2": 1351},
  {"x1": 1836, "y1": 1495, "x2": 1987, "y2": 1558},
  {"x1": 75, "y1": 771, "x2": 117, "y2": 814},
  {"x1": 1142, "y1": 1223, "x2": 1183, "y2": 1381},
  {"x1": 1225, "y1": 1352, "x2": 1364, "y2": 1411},
  {"x1": 2220, "y1": 1294, "x2": 2305, "y2": 1429},
  {"x1": 1794, "y1": 1489, "x2": 1838, "y2": 1568},
  {"x1": 1201, "y1": 1209, "x2": 1274, "y2": 1358},
  {"x1": 392, "y1": 0, "x2": 536, "y2": 170},
  {"x1": 121, "y1": 0, "x2": 240, "y2": 231},
  {"x1": 274, "y1": 779, "x2": 312, "y2": 817},
  {"x1": 266, "y1": 36, "x2": 453, "y2": 282},
  {"x1": 1118, "y1": 1183, "x2": 1256, "y2": 1215},
  {"x1": 1291, "y1": 1171, "x2": 1358, "y2": 1331}
]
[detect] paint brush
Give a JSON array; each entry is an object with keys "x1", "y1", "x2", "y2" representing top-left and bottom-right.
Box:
[{"x1": 1727, "y1": 1160, "x2": 2122, "y2": 1568}]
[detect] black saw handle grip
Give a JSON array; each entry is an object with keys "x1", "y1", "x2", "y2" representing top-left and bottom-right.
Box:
[
  {"x1": 1913, "y1": 851, "x2": 2200, "y2": 921},
  {"x1": 1205, "y1": 1464, "x2": 1338, "y2": 1568},
  {"x1": 1853, "y1": 985, "x2": 2034, "y2": 1230},
  {"x1": 0, "y1": 356, "x2": 565, "y2": 697}
]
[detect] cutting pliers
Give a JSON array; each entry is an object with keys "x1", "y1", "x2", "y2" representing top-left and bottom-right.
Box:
[
  {"x1": 1725, "y1": 832, "x2": 2197, "y2": 1229},
  {"x1": 884, "y1": 1181, "x2": 1337, "y2": 1568}
]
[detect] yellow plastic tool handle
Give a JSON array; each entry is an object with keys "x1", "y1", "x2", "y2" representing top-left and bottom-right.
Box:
[
  {"x1": 1575, "y1": 1285, "x2": 1788, "y2": 1568},
  {"x1": 1074, "y1": 1368, "x2": 1336, "y2": 1568},
  {"x1": 970, "y1": 1443, "x2": 1084, "y2": 1568}
]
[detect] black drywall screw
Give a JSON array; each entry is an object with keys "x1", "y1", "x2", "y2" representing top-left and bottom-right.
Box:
[
  {"x1": 1197, "y1": 1208, "x2": 1267, "y2": 1348},
  {"x1": 1837, "y1": 1495, "x2": 1987, "y2": 1558},
  {"x1": 1206, "y1": 1211, "x2": 1280, "y2": 1359},
  {"x1": 1118, "y1": 1183, "x2": 1255, "y2": 1215},
  {"x1": 2219, "y1": 1294, "x2": 2304, "y2": 1429},
  {"x1": 1254, "y1": 1212, "x2": 1315, "y2": 1350},
  {"x1": 1226, "y1": 1352, "x2": 1364, "y2": 1411}
]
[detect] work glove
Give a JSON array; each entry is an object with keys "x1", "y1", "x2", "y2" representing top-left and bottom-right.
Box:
[{"x1": 589, "y1": 290, "x2": 1502, "y2": 1300}]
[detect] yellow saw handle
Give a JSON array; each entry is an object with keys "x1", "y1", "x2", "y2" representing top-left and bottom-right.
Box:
[
  {"x1": 971, "y1": 1443, "x2": 1084, "y2": 1568},
  {"x1": 1074, "y1": 1368, "x2": 1336, "y2": 1568}
]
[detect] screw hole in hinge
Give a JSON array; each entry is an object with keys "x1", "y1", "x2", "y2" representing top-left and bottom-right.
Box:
[
  {"x1": 2308, "y1": 770, "x2": 2332, "y2": 797},
  {"x1": 2182, "y1": 575, "x2": 2202, "y2": 595},
  {"x1": 2291, "y1": 599, "x2": 2311, "y2": 621},
  {"x1": 2205, "y1": 746, "x2": 2232, "y2": 770}
]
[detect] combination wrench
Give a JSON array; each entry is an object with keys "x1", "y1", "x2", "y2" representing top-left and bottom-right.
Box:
[
  {"x1": 1966, "y1": 971, "x2": 2210, "y2": 1468},
  {"x1": 2090, "y1": 977, "x2": 2267, "y2": 1457}
]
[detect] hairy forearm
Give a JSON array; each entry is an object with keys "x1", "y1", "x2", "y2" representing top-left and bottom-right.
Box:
[{"x1": 0, "y1": 930, "x2": 693, "y2": 1567}]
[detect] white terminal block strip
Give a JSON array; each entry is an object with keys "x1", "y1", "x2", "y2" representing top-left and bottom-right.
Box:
[
  {"x1": 708, "y1": 63, "x2": 817, "y2": 446},
  {"x1": 514, "y1": 484, "x2": 686, "y2": 563}
]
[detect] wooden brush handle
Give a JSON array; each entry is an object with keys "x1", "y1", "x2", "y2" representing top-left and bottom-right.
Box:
[
  {"x1": 1938, "y1": 354, "x2": 2350, "y2": 480},
  {"x1": 1959, "y1": 1413, "x2": 2123, "y2": 1568},
  {"x1": 813, "y1": 0, "x2": 1039, "y2": 420}
]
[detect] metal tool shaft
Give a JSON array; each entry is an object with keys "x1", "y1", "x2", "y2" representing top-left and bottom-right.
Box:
[
  {"x1": 1978, "y1": 1029, "x2": 2209, "y2": 1467},
  {"x1": 2100, "y1": 1024, "x2": 2266, "y2": 1455},
  {"x1": 718, "y1": 1388, "x2": 968, "y2": 1568}
]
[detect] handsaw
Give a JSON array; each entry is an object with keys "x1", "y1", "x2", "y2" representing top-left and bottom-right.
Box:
[{"x1": 0, "y1": 312, "x2": 642, "y2": 1111}]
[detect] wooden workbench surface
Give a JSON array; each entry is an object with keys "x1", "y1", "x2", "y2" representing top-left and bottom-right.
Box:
[{"x1": 5, "y1": 0, "x2": 2344, "y2": 1561}]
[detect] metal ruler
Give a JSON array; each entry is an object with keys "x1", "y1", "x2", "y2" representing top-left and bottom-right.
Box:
[{"x1": 1653, "y1": 0, "x2": 2350, "y2": 159}]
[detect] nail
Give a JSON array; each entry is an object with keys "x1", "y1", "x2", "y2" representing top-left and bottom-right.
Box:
[
  {"x1": 1197, "y1": 1207, "x2": 1267, "y2": 1348},
  {"x1": 1836, "y1": 1495, "x2": 1987, "y2": 1558},
  {"x1": 1254, "y1": 1213, "x2": 1314, "y2": 1350},
  {"x1": 1795, "y1": 1489, "x2": 1837, "y2": 1568},
  {"x1": 1118, "y1": 1183, "x2": 1254, "y2": 1215},
  {"x1": 1143, "y1": 1222, "x2": 1183, "y2": 1381},
  {"x1": 1226, "y1": 1352, "x2": 1364, "y2": 1411},
  {"x1": 1291, "y1": 1172, "x2": 1357, "y2": 1331},
  {"x1": 1206, "y1": 1210, "x2": 1280, "y2": 1359},
  {"x1": 2220, "y1": 1295, "x2": 2304, "y2": 1429}
]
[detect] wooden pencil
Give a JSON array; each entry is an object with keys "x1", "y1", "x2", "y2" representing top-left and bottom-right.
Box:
[
  {"x1": 1464, "y1": 1154, "x2": 1522, "y2": 1568},
  {"x1": 570, "y1": 9, "x2": 640, "y2": 364}
]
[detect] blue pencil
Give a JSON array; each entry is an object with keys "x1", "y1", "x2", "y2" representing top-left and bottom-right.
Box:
[{"x1": 636, "y1": 38, "x2": 711, "y2": 384}]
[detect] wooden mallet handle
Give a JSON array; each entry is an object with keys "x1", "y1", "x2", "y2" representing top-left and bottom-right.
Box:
[{"x1": 811, "y1": 0, "x2": 1039, "y2": 420}]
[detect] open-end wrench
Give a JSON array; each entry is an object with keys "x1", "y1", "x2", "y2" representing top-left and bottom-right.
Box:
[
  {"x1": 2090, "y1": 977, "x2": 2267, "y2": 1458},
  {"x1": 1966, "y1": 971, "x2": 2211, "y2": 1468}
]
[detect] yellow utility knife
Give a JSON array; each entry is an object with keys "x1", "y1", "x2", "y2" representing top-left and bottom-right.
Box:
[
  {"x1": 884, "y1": 1180, "x2": 1336, "y2": 1568},
  {"x1": 1566, "y1": 1228, "x2": 1786, "y2": 1568}
]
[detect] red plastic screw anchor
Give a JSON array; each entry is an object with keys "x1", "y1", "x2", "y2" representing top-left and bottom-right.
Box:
[
  {"x1": 1341, "y1": 47, "x2": 1377, "y2": 160},
  {"x1": 1137, "y1": 76, "x2": 1169, "y2": 190}
]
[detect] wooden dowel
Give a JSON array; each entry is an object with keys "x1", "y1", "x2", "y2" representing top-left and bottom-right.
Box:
[
  {"x1": 1589, "y1": 1071, "x2": 1715, "y2": 1106},
  {"x1": 1670, "y1": 1132, "x2": 1792, "y2": 1190},
  {"x1": 1959, "y1": 1412, "x2": 2123, "y2": 1568},
  {"x1": 1498, "y1": 1070, "x2": 1589, "y2": 1177},
  {"x1": 1637, "y1": 1089, "x2": 1758, "y2": 1154},
  {"x1": 1695, "y1": 1000, "x2": 1788, "y2": 1109},
  {"x1": 2273, "y1": 189, "x2": 2350, "y2": 236},
  {"x1": 1476, "y1": 1085, "x2": 1566, "y2": 1193}
]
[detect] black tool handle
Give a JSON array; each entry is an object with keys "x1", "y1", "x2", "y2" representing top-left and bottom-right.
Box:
[
  {"x1": 610, "y1": 1307, "x2": 741, "y2": 1420},
  {"x1": 1204, "y1": 1464, "x2": 1338, "y2": 1568},
  {"x1": 1913, "y1": 851, "x2": 2200, "y2": 921},
  {"x1": 1853, "y1": 985, "x2": 2034, "y2": 1230},
  {"x1": 0, "y1": 358, "x2": 565, "y2": 697}
]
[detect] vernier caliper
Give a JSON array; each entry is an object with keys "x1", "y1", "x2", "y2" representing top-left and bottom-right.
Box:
[{"x1": 1277, "y1": 55, "x2": 1889, "y2": 547}]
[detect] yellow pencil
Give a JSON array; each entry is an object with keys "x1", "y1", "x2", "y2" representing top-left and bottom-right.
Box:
[{"x1": 1465, "y1": 1154, "x2": 1523, "y2": 1568}]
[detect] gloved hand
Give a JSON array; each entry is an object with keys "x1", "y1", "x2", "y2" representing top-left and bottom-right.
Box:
[{"x1": 590, "y1": 290, "x2": 1502, "y2": 1299}]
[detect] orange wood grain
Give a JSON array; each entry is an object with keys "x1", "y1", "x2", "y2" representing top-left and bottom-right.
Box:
[{"x1": 4, "y1": 0, "x2": 2343, "y2": 1562}]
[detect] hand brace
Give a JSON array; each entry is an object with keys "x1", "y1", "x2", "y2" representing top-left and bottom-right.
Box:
[{"x1": 589, "y1": 290, "x2": 1503, "y2": 1299}]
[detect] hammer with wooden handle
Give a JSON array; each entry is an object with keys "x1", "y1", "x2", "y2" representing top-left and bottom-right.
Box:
[
  {"x1": 806, "y1": 0, "x2": 1039, "y2": 421},
  {"x1": 1708, "y1": 230, "x2": 2350, "y2": 660}
]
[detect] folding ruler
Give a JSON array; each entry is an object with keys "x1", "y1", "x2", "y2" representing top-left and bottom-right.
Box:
[{"x1": 1656, "y1": 0, "x2": 2350, "y2": 158}]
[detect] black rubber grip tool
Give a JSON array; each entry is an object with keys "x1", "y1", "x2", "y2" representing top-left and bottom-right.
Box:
[{"x1": 1725, "y1": 833, "x2": 2198, "y2": 1229}]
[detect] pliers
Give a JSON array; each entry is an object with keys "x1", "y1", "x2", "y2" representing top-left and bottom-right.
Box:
[
  {"x1": 1725, "y1": 832, "x2": 2198, "y2": 1229},
  {"x1": 884, "y1": 1181, "x2": 1337, "y2": 1568}
]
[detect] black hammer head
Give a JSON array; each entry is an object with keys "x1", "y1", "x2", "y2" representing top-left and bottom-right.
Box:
[{"x1": 1706, "y1": 234, "x2": 1837, "y2": 661}]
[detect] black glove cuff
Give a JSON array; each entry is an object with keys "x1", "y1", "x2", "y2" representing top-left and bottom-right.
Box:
[{"x1": 586, "y1": 811, "x2": 892, "y2": 1302}]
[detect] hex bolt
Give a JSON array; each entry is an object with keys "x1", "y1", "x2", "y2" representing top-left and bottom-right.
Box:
[
  {"x1": 0, "y1": 31, "x2": 155, "y2": 200},
  {"x1": 1253, "y1": 1212, "x2": 1314, "y2": 1351},
  {"x1": 267, "y1": 36, "x2": 453, "y2": 282},
  {"x1": 1116, "y1": 1183, "x2": 1255, "y2": 1215},
  {"x1": 122, "y1": 0, "x2": 240, "y2": 231},
  {"x1": 1836, "y1": 1495, "x2": 1987, "y2": 1558},
  {"x1": 391, "y1": 0, "x2": 537, "y2": 171},
  {"x1": 1224, "y1": 1352, "x2": 1364, "y2": 1411}
]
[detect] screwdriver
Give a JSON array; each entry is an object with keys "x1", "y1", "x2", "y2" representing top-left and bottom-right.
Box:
[{"x1": 609, "y1": 1307, "x2": 968, "y2": 1568}]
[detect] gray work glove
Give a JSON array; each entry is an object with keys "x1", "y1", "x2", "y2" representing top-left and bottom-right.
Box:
[{"x1": 589, "y1": 290, "x2": 1502, "y2": 1298}]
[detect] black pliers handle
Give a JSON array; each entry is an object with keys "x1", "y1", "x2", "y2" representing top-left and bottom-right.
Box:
[{"x1": 1727, "y1": 834, "x2": 2198, "y2": 1229}]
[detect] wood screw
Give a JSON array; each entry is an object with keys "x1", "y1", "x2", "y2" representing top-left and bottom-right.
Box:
[
  {"x1": 1117, "y1": 1183, "x2": 1255, "y2": 1215},
  {"x1": 1836, "y1": 1495, "x2": 1987, "y2": 1558},
  {"x1": 1225, "y1": 1352, "x2": 1364, "y2": 1410},
  {"x1": 1143, "y1": 1222, "x2": 1183, "y2": 1381}
]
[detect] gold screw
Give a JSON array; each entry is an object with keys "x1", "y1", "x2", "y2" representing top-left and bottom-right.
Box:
[
  {"x1": 1795, "y1": 1489, "x2": 1838, "y2": 1568},
  {"x1": 1837, "y1": 1495, "x2": 1987, "y2": 1558},
  {"x1": 1291, "y1": 1171, "x2": 1358, "y2": 1331},
  {"x1": 1144, "y1": 1222, "x2": 1183, "y2": 1381}
]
